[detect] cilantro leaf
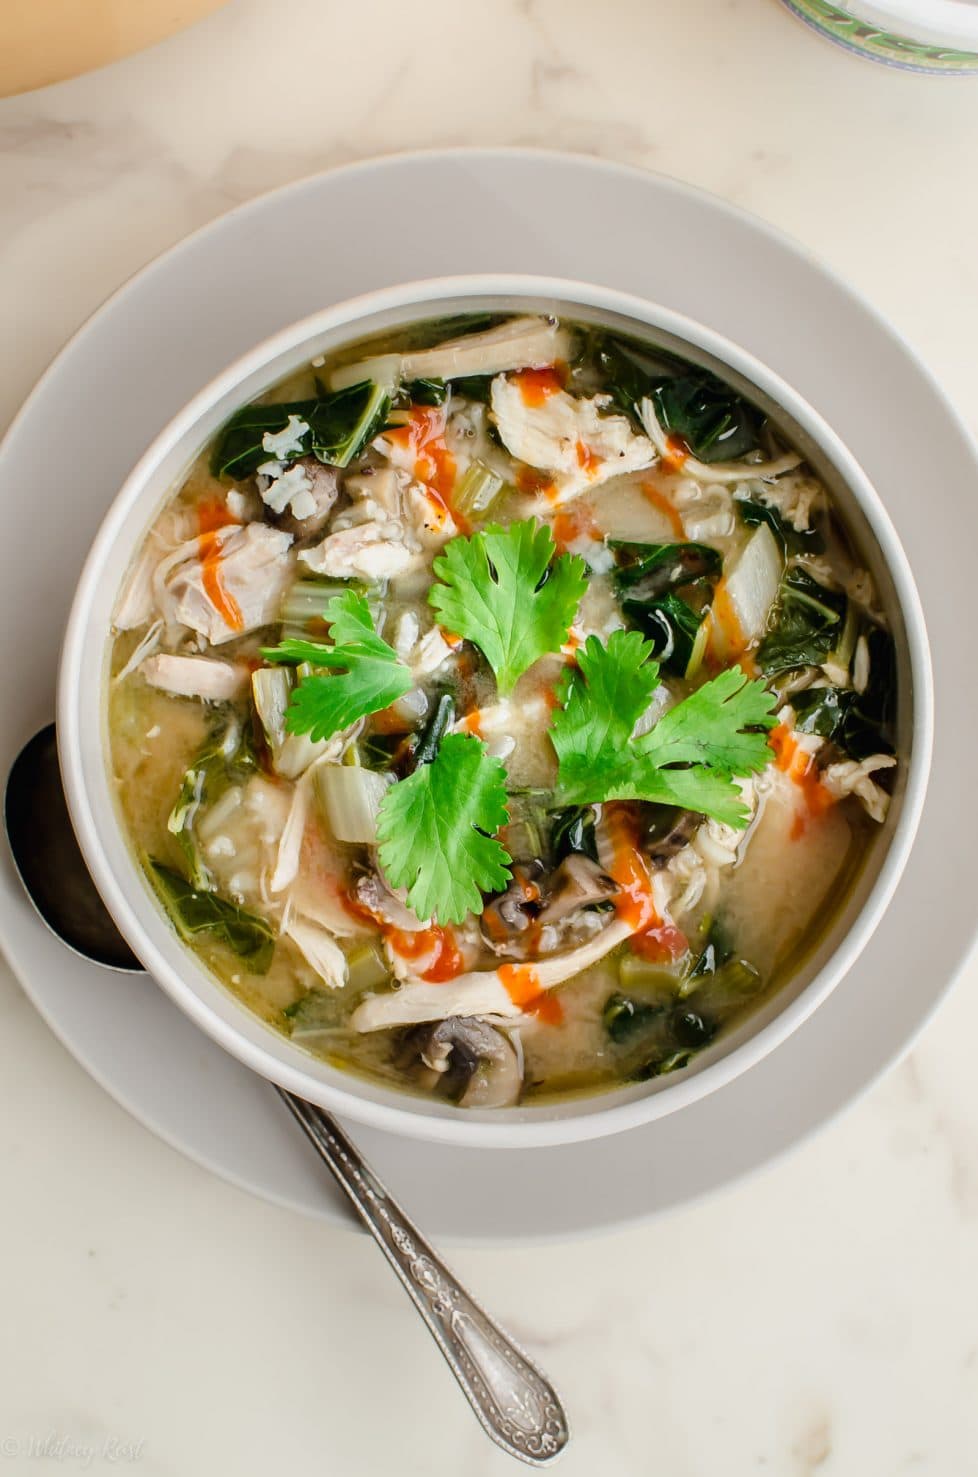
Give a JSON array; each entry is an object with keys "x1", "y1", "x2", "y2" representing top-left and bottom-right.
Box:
[
  {"x1": 550, "y1": 630, "x2": 777, "y2": 827},
  {"x1": 261, "y1": 591, "x2": 411, "y2": 742},
  {"x1": 376, "y1": 734, "x2": 513, "y2": 924},
  {"x1": 428, "y1": 519, "x2": 587, "y2": 695}
]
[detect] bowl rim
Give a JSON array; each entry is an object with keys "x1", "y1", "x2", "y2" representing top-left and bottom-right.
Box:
[{"x1": 57, "y1": 272, "x2": 934, "y2": 1148}]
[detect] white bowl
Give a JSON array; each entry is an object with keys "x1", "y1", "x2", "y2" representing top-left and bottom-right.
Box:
[{"x1": 57, "y1": 275, "x2": 933, "y2": 1148}]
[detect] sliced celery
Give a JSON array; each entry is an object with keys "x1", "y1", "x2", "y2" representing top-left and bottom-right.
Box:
[
  {"x1": 314, "y1": 764, "x2": 389, "y2": 844},
  {"x1": 346, "y1": 940, "x2": 390, "y2": 993},
  {"x1": 280, "y1": 578, "x2": 360, "y2": 636},
  {"x1": 453, "y1": 460, "x2": 504, "y2": 521}
]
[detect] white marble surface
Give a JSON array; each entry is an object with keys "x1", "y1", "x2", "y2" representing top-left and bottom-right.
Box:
[{"x1": 2, "y1": 3, "x2": 978, "y2": 1473}]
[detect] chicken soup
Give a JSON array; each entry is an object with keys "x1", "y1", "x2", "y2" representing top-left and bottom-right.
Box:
[{"x1": 107, "y1": 313, "x2": 898, "y2": 1108}]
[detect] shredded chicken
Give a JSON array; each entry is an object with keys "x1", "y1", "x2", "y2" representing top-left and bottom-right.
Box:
[
  {"x1": 140, "y1": 653, "x2": 249, "y2": 702},
  {"x1": 329, "y1": 315, "x2": 573, "y2": 391},
  {"x1": 738, "y1": 472, "x2": 822, "y2": 533},
  {"x1": 285, "y1": 917, "x2": 348, "y2": 989},
  {"x1": 156, "y1": 524, "x2": 294, "y2": 644},
  {"x1": 113, "y1": 505, "x2": 197, "y2": 630},
  {"x1": 352, "y1": 919, "x2": 633, "y2": 1032},
  {"x1": 820, "y1": 755, "x2": 896, "y2": 823},
  {"x1": 299, "y1": 522, "x2": 418, "y2": 580},
  {"x1": 491, "y1": 376, "x2": 655, "y2": 505},
  {"x1": 638, "y1": 397, "x2": 801, "y2": 485}
]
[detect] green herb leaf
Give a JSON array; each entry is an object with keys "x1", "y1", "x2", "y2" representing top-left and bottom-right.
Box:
[
  {"x1": 148, "y1": 861, "x2": 275, "y2": 973},
  {"x1": 549, "y1": 630, "x2": 777, "y2": 827},
  {"x1": 211, "y1": 380, "x2": 392, "y2": 480},
  {"x1": 428, "y1": 519, "x2": 587, "y2": 695},
  {"x1": 261, "y1": 591, "x2": 411, "y2": 742},
  {"x1": 376, "y1": 733, "x2": 513, "y2": 924}
]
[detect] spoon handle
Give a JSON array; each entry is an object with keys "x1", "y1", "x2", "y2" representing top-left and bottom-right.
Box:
[{"x1": 277, "y1": 1088, "x2": 570, "y2": 1466}]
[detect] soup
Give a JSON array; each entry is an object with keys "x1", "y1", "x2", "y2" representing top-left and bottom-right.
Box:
[{"x1": 107, "y1": 312, "x2": 898, "y2": 1110}]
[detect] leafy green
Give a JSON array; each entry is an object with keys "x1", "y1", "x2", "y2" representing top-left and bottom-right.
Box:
[
  {"x1": 167, "y1": 719, "x2": 256, "y2": 891},
  {"x1": 549, "y1": 630, "x2": 777, "y2": 827},
  {"x1": 791, "y1": 629, "x2": 895, "y2": 759},
  {"x1": 680, "y1": 917, "x2": 760, "y2": 1006},
  {"x1": 148, "y1": 861, "x2": 275, "y2": 973},
  {"x1": 449, "y1": 374, "x2": 494, "y2": 402},
  {"x1": 757, "y1": 567, "x2": 847, "y2": 675},
  {"x1": 400, "y1": 377, "x2": 448, "y2": 406},
  {"x1": 621, "y1": 591, "x2": 707, "y2": 679},
  {"x1": 261, "y1": 591, "x2": 412, "y2": 742},
  {"x1": 612, "y1": 542, "x2": 719, "y2": 679},
  {"x1": 550, "y1": 805, "x2": 600, "y2": 864},
  {"x1": 211, "y1": 380, "x2": 391, "y2": 480},
  {"x1": 590, "y1": 333, "x2": 681, "y2": 418},
  {"x1": 650, "y1": 373, "x2": 760, "y2": 463},
  {"x1": 591, "y1": 335, "x2": 759, "y2": 462},
  {"x1": 376, "y1": 733, "x2": 512, "y2": 924},
  {"x1": 603, "y1": 992, "x2": 665, "y2": 1044},
  {"x1": 612, "y1": 541, "x2": 722, "y2": 598},
  {"x1": 428, "y1": 519, "x2": 587, "y2": 695},
  {"x1": 736, "y1": 497, "x2": 824, "y2": 556}
]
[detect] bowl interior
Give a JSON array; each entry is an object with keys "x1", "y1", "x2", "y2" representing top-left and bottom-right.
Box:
[{"x1": 58, "y1": 278, "x2": 931, "y2": 1147}]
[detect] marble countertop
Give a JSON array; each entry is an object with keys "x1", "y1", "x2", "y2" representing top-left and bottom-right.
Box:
[{"x1": 2, "y1": 3, "x2": 978, "y2": 1473}]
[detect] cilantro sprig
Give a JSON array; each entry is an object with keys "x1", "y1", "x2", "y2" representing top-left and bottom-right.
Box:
[
  {"x1": 428, "y1": 519, "x2": 587, "y2": 695},
  {"x1": 261, "y1": 591, "x2": 411, "y2": 742},
  {"x1": 376, "y1": 734, "x2": 513, "y2": 925},
  {"x1": 549, "y1": 630, "x2": 777, "y2": 828}
]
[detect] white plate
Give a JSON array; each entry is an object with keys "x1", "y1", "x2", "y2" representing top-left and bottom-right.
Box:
[{"x1": 0, "y1": 149, "x2": 973, "y2": 1244}]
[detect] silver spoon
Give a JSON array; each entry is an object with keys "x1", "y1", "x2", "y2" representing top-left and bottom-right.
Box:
[{"x1": 4, "y1": 723, "x2": 570, "y2": 1467}]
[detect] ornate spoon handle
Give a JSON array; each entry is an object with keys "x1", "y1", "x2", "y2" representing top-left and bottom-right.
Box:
[{"x1": 277, "y1": 1089, "x2": 570, "y2": 1466}]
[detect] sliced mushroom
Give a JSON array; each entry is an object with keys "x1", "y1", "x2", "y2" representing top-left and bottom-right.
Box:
[
  {"x1": 645, "y1": 809, "x2": 700, "y2": 869},
  {"x1": 479, "y1": 862, "x2": 545, "y2": 954},
  {"x1": 396, "y1": 1016, "x2": 523, "y2": 1109},
  {"x1": 269, "y1": 458, "x2": 339, "y2": 540},
  {"x1": 354, "y1": 870, "x2": 429, "y2": 931},
  {"x1": 536, "y1": 854, "x2": 618, "y2": 925}
]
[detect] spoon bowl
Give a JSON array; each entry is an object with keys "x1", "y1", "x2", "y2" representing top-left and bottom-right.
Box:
[{"x1": 4, "y1": 724, "x2": 141, "y2": 972}]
